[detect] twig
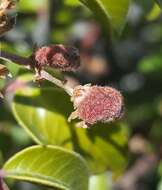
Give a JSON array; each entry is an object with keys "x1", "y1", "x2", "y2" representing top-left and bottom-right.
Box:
[
  {"x1": 0, "y1": 51, "x2": 74, "y2": 96},
  {"x1": 40, "y1": 70, "x2": 73, "y2": 96}
]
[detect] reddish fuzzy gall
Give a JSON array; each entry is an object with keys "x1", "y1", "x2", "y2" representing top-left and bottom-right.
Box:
[
  {"x1": 69, "y1": 85, "x2": 124, "y2": 128},
  {"x1": 33, "y1": 45, "x2": 80, "y2": 72}
]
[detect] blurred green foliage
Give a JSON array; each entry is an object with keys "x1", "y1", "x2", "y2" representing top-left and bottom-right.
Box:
[{"x1": 1, "y1": 0, "x2": 162, "y2": 189}]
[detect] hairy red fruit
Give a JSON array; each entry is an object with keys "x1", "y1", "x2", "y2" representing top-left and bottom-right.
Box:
[
  {"x1": 33, "y1": 45, "x2": 80, "y2": 71},
  {"x1": 69, "y1": 85, "x2": 124, "y2": 128}
]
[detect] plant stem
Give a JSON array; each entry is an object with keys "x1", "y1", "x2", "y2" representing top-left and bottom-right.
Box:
[
  {"x1": 40, "y1": 70, "x2": 73, "y2": 96},
  {"x1": 0, "y1": 51, "x2": 74, "y2": 96}
]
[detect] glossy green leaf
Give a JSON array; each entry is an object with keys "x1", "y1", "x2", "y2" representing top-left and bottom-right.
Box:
[
  {"x1": 12, "y1": 87, "x2": 74, "y2": 148},
  {"x1": 79, "y1": 0, "x2": 130, "y2": 32},
  {"x1": 12, "y1": 87, "x2": 128, "y2": 176},
  {"x1": 4, "y1": 145, "x2": 89, "y2": 190}
]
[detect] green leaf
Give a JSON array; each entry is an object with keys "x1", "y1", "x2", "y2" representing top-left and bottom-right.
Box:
[
  {"x1": 147, "y1": 3, "x2": 161, "y2": 21},
  {"x1": 12, "y1": 87, "x2": 128, "y2": 176},
  {"x1": 89, "y1": 173, "x2": 111, "y2": 190},
  {"x1": 74, "y1": 122, "x2": 128, "y2": 177},
  {"x1": 138, "y1": 54, "x2": 162, "y2": 74},
  {"x1": 12, "y1": 87, "x2": 74, "y2": 148},
  {"x1": 79, "y1": 0, "x2": 130, "y2": 32},
  {"x1": 64, "y1": 0, "x2": 81, "y2": 7},
  {"x1": 18, "y1": 0, "x2": 47, "y2": 12},
  {"x1": 3, "y1": 145, "x2": 89, "y2": 190}
]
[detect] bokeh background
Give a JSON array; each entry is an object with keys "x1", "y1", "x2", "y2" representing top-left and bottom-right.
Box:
[{"x1": 1, "y1": 0, "x2": 162, "y2": 189}]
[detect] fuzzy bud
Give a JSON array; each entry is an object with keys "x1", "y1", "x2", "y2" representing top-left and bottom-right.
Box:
[
  {"x1": 33, "y1": 45, "x2": 80, "y2": 72},
  {"x1": 69, "y1": 85, "x2": 124, "y2": 128}
]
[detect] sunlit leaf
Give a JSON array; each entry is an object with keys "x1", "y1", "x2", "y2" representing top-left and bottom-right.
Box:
[
  {"x1": 64, "y1": 0, "x2": 81, "y2": 6},
  {"x1": 18, "y1": 0, "x2": 48, "y2": 12},
  {"x1": 12, "y1": 87, "x2": 74, "y2": 148},
  {"x1": 89, "y1": 173, "x2": 112, "y2": 190},
  {"x1": 79, "y1": 0, "x2": 130, "y2": 32},
  {"x1": 4, "y1": 145, "x2": 89, "y2": 190},
  {"x1": 147, "y1": 3, "x2": 161, "y2": 21}
]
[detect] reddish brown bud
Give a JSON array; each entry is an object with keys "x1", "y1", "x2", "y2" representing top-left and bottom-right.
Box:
[
  {"x1": 33, "y1": 45, "x2": 80, "y2": 72},
  {"x1": 69, "y1": 85, "x2": 124, "y2": 128}
]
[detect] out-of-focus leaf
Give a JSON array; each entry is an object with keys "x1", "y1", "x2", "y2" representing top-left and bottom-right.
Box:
[
  {"x1": 89, "y1": 173, "x2": 111, "y2": 190},
  {"x1": 56, "y1": 9, "x2": 73, "y2": 23},
  {"x1": 10, "y1": 127, "x2": 31, "y2": 146},
  {"x1": 64, "y1": 0, "x2": 81, "y2": 6},
  {"x1": 5, "y1": 62, "x2": 20, "y2": 77},
  {"x1": 16, "y1": 73, "x2": 34, "y2": 83},
  {"x1": 4, "y1": 145, "x2": 89, "y2": 190},
  {"x1": 79, "y1": 0, "x2": 130, "y2": 33},
  {"x1": 149, "y1": 120, "x2": 162, "y2": 145},
  {"x1": 147, "y1": 3, "x2": 161, "y2": 21},
  {"x1": 52, "y1": 29, "x2": 67, "y2": 43},
  {"x1": 18, "y1": 0, "x2": 47, "y2": 12},
  {"x1": 12, "y1": 87, "x2": 128, "y2": 176},
  {"x1": 138, "y1": 54, "x2": 162, "y2": 74},
  {"x1": 158, "y1": 180, "x2": 162, "y2": 190}
]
